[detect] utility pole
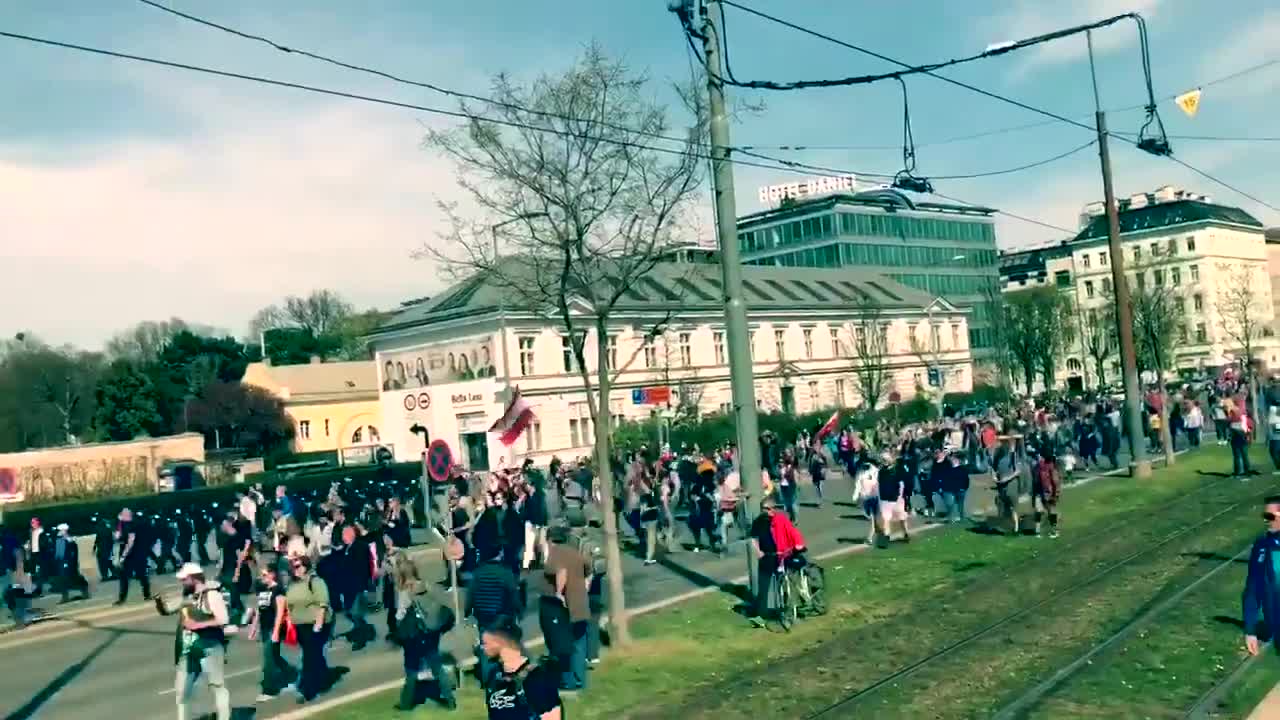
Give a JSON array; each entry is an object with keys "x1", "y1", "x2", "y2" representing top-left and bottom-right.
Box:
[
  {"x1": 699, "y1": 0, "x2": 763, "y2": 576},
  {"x1": 1089, "y1": 31, "x2": 1150, "y2": 478}
]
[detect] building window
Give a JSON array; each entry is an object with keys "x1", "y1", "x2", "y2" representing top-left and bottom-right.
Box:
[
  {"x1": 802, "y1": 328, "x2": 814, "y2": 359},
  {"x1": 1167, "y1": 238, "x2": 1177, "y2": 256},
  {"x1": 1190, "y1": 264, "x2": 1200, "y2": 282},
  {"x1": 1195, "y1": 323, "x2": 1207, "y2": 343},
  {"x1": 518, "y1": 336, "x2": 536, "y2": 376},
  {"x1": 369, "y1": 426, "x2": 380, "y2": 443},
  {"x1": 1150, "y1": 241, "x2": 1160, "y2": 257},
  {"x1": 1102, "y1": 277, "x2": 1112, "y2": 294},
  {"x1": 643, "y1": 335, "x2": 657, "y2": 368},
  {"x1": 1054, "y1": 270, "x2": 1071, "y2": 287},
  {"x1": 1171, "y1": 267, "x2": 1181, "y2": 286},
  {"x1": 561, "y1": 335, "x2": 579, "y2": 373},
  {"x1": 1153, "y1": 269, "x2": 1165, "y2": 287},
  {"x1": 1133, "y1": 246, "x2": 1142, "y2": 262},
  {"x1": 951, "y1": 324, "x2": 960, "y2": 348},
  {"x1": 713, "y1": 331, "x2": 725, "y2": 364},
  {"x1": 1100, "y1": 251, "x2": 1109, "y2": 266},
  {"x1": 1085, "y1": 280, "x2": 1095, "y2": 298},
  {"x1": 929, "y1": 324, "x2": 942, "y2": 352},
  {"x1": 324, "y1": 419, "x2": 330, "y2": 437},
  {"x1": 1193, "y1": 293, "x2": 1203, "y2": 311},
  {"x1": 678, "y1": 332, "x2": 692, "y2": 367},
  {"x1": 1187, "y1": 236, "x2": 1196, "y2": 252},
  {"x1": 606, "y1": 334, "x2": 618, "y2": 370},
  {"x1": 829, "y1": 327, "x2": 841, "y2": 356},
  {"x1": 1082, "y1": 254, "x2": 1091, "y2": 269},
  {"x1": 774, "y1": 329, "x2": 786, "y2": 361},
  {"x1": 808, "y1": 380, "x2": 819, "y2": 407},
  {"x1": 835, "y1": 378, "x2": 846, "y2": 406},
  {"x1": 569, "y1": 403, "x2": 593, "y2": 447},
  {"x1": 525, "y1": 421, "x2": 543, "y2": 453},
  {"x1": 351, "y1": 426, "x2": 362, "y2": 444},
  {"x1": 299, "y1": 420, "x2": 311, "y2": 440},
  {"x1": 1136, "y1": 273, "x2": 1146, "y2": 291}
]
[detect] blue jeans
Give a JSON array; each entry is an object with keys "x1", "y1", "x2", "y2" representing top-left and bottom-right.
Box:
[
  {"x1": 1232, "y1": 432, "x2": 1252, "y2": 476},
  {"x1": 945, "y1": 490, "x2": 967, "y2": 521},
  {"x1": 561, "y1": 620, "x2": 589, "y2": 690}
]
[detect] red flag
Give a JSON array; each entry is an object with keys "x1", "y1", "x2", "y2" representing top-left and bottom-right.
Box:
[
  {"x1": 489, "y1": 390, "x2": 536, "y2": 446},
  {"x1": 816, "y1": 411, "x2": 840, "y2": 439}
]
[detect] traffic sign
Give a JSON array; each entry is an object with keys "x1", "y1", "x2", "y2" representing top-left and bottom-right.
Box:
[
  {"x1": 0, "y1": 467, "x2": 23, "y2": 504},
  {"x1": 631, "y1": 386, "x2": 672, "y2": 405},
  {"x1": 1175, "y1": 88, "x2": 1201, "y2": 118},
  {"x1": 426, "y1": 439, "x2": 453, "y2": 482}
]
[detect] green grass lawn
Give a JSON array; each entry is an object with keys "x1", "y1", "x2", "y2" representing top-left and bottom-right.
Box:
[{"x1": 316, "y1": 446, "x2": 1272, "y2": 720}]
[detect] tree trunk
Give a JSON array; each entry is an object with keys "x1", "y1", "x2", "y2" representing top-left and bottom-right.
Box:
[
  {"x1": 592, "y1": 318, "x2": 631, "y2": 645},
  {"x1": 1023, "y1": 368, "x2": 1035, "y2": 396},
  {"x1": 1156, "y1": 369, "x2": 1176, "y2": 466}
]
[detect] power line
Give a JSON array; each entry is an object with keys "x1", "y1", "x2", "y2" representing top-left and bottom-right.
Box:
[
  {"x1": 719, "y1": 1, "x2": 1279, "y2": 213},
  {"x1": 0, "y1": 29, "x2": 872, "y2": 183},
  {"x1": 932, "y1": 140, "x2": 1096, "y2": 180}
]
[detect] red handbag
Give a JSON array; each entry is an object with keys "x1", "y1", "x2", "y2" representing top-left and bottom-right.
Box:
[{"x1": 283, "y1": 612, "x2": 299, "y2": 646}]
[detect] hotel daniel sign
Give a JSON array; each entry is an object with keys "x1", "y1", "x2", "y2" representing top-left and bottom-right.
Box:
[{"x1": 757, "y1": 174, "x2": 887, "y2": 205}]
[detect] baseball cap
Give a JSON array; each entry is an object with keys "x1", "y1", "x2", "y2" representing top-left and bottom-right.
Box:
[{"x1": 176, "y1": 562, "x2": 204, "y2": 580}]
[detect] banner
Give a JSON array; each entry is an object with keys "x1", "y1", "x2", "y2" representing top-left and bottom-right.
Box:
[{"x1": 378, "y1": 336, "x2": 496, "y2": 391}]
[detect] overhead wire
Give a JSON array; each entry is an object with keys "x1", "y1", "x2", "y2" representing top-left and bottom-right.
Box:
[{"x1": 716, "y1": 0, "x2": 1278, "y2": 213}]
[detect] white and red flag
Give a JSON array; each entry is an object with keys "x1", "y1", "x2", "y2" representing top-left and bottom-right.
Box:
[
  {"x1": 816, "y1": 411, "x2": 840, "y2": 440},
  {"x1": 490, "y1": 389, "x2": 536, "y2": 446}
]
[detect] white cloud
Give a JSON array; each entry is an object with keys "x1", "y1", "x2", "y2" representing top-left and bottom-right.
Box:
[
  {"x1": 1195, "y1": 10, "x2": 1280, "y2": 99},
  {"x1": 0, "y1": 95, "x2": 465, "y2": 349},
  {"x1": 988, "y1": 0, "x2": 1164, "y2": 77}
]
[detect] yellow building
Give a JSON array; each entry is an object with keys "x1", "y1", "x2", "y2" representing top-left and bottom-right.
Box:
[{"x1": 241, "y1": 359, "x2": 385, "y2": 463}]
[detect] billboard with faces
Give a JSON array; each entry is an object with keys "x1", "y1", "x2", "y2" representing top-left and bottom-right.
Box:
[{"x1": 378, "y1": 336, "x2": 497, "y2": 391}]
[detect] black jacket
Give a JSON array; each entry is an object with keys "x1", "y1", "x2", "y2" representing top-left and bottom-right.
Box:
[
  {"x1": 466, "y1": 560, "x2": 521, "y2": 627},
  {"x1": 52, "y1": 536, "x2": 80, "y2": 576}
]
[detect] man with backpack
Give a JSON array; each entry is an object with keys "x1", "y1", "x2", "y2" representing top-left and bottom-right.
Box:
[
  {"x1": 158, "y1": 562, "x2": 232, "y2": 720},
  {"x1": 481, "y1": 620, "x2": 563, "y2": 720}
]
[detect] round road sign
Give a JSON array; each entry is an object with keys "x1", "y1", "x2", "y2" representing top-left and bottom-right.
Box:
[
  {"x1": 403, "y1": 395, "x2": 417, "y2": 411},
  {"x1": 426, "y1": 439, "x2": 453, "y2": 482}
]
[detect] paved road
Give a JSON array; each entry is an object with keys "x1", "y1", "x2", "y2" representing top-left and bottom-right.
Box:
[{"x1": 0, "y1": 451, "x2": 1149, "y2": 720}]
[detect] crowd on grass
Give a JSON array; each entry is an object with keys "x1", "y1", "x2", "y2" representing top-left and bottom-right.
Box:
[{"x1": 0, "y1": 372, "x2": 1275, "y2": 719}]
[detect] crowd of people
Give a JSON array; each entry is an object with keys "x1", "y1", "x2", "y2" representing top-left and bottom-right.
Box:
[{"x1": 2, "y1": 371, "x2": 1274, "y2": 720}]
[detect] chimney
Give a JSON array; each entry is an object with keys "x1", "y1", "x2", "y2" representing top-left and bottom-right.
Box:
[{"x1": 309, "y1": 355, "x2": 323, "y2": 365}]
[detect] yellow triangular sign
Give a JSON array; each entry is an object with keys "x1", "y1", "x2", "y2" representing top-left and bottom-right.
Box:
[{"x1": 1175, "y1": 88, "x2": 1201, "y2": 118}]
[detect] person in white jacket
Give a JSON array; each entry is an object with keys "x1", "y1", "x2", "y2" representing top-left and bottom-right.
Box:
[{"x1": 852, "y1": 459, "x2": 881, "y2": 546}]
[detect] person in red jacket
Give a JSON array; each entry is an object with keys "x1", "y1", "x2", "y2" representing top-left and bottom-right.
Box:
[
  {"x1": 749, "y1": 498, "x2": 807, "y2": 626},
  {"x1": 1032, "y1": 450, "x2": 1062, "y2": 538}
]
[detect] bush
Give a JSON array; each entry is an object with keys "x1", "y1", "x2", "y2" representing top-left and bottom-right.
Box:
[
  {"x1": 2, "y1": 461, "x2": 423, "y2": 536},
  {"x1": 612, "y1": 407, "x2": 886, "y2": 454},
  {"x1": 943, "y1": 383, "x2": 1012, "y2": 412}
]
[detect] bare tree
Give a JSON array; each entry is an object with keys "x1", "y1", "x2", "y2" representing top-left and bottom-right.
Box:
[
  {"x1": 1038, "y1": 293, "x2": 1077, "y2": 391},
  {"x1": 1080, "y1": 306, "x2": 1116, "y2": 388},
  {"x1": 843, "y1": 300, "x2": 890, "y2": 411},
  {"x1": 423, "y1": 46, "x2": 703, "y2": 645},
  {"x1": 1106, "y1": 259, "x2": 1184, "y2": 465},
  {"x1": 105, "y1": 318, "x2": 216, "y2": 361},
  {"x1": 1217, "y1": 265, "x2": 1270, "y2": 434},
  {"x1": 997, "y1": 287, "x2": 1068, "y2": 395}
]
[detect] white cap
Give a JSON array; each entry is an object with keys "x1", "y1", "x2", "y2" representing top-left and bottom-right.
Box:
[
  {"x1": 56, "y1": 523, "x2": 70, "y2": 532},
  {"x1": 176, "y1": 562, "x2": 204, "y2": 580}
]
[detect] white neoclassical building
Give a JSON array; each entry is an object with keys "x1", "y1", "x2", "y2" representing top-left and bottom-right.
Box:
[
  {"x1": 367, "y1": 254, "x2": 973, "y2": 469},
  {"x1": 1000, "y1": 186, "x2": 1279, "y2": 391}
]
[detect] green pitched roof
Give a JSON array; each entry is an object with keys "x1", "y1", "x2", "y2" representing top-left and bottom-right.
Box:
[
  {"x1": 373, "y1": 260, "x2": 940, "y2": 337},
  {"x1": 1074, "y1": 199, "x2": 1262, "y2": 242}
]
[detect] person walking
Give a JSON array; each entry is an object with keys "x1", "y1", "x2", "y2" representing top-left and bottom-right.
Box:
[
  {"x1": 115, "y1": 508, "x2": 152, "y2": 605},
  {"x1": 1228, "y1": 400, "x2": 1255, "y2": 479},
  {"x1": 392, "y1": 555, "x2": 457, "y2": 712},
  {"x1": 92, "y1": 514, "x2": 116, "y2": 582},
  {"x1": 245, "y1": 563, "x2": 297, "y2": 702},
  {"x1": 159, "y1": 563, "x2": 232, "y2": 720},
  {"x1": 480, "y1": 620, "x2": 563, "y2": 720},
  {"x1": 778, "y1": 451, "x2": 800, "y2": 524},
  {"x1": 993, "y1": 439, "x2": 1022, "y2": 535},
  {"x1": 285, "y1": 556, "x2": 335, "y2": 703},
  {"x1": 1031, "y1": 451, "x2": 1062, "y2": 538},
  {"x1": 878, "y1": 455, "x2": 910, "y2": 544},
  {"x1": 940, "y1": 451, "x2": 970, "y2": 523},
  {"x1": 1184, "y1": 400, "x2": 1204, "y2": 449},
  {"x1": 807, "y1": 445, "x2": 827, "y2": 508},
  {"x1": 1243, "y1": 495, "x2": 1280, "y2": 658},
  {"x1": 543, "y1": 525, "x2": 592, "y2": 692},
  {"x1": 466, "y1": 547, "x2": 523, "y2": 681},
  {"x1": 52, "y1": 523, "x2": 90, "y2": 603},
  {"x1": 851, "y1": 458, "x2": 881, "y2": 546}
]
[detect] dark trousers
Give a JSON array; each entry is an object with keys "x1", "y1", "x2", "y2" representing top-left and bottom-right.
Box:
[
  {"x1": 294, "y1": 623, "x2": 332, "y2": 700},
  {"x1": 116, "y1": 561, "x2": 150, "y2": 602},
  {"x1": 754, "y1": 554, "x2": 778, "y2": 617},
  {"x1": 55, "y1": 569, "x2": 89, "y2": 600},
  {"x1": 1188, "y1": 427, "x2": 1201, "y2": 447},
  {"x1": 561, "y1": 621, "x2": 588, "y2": 690},
  {"x1": 779, "y1": 484, "x2": 798, "y2": 524},
  {"x1": 403, "y1": 635, "x2": 454, "y2": 705},
  {"x1": 260, "y1": 637, "x2": 297, "y2": 695},
  {"x1": 96, "y1": 553, "x2": 113, "y2": 582},
  {"x1": 1232, "y1": 432, "x2": 1253, "y2": 476}
]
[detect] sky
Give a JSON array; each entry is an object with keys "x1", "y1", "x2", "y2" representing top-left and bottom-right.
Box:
[{"x1": 3, "y1": 0, "x2": 1279, "y2": 349}]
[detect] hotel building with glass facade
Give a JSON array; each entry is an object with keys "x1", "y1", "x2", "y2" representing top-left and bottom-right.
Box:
[{"x1": 737, "y1": 189, "x2": 1001, "y2": 355}]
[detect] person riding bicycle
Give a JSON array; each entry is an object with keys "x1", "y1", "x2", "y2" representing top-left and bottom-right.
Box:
[{"x1": 749, "y1": 498, "x2": 806, "y2": 626}]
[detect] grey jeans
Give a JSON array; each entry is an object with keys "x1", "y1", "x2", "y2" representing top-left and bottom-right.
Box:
[{"x1": 175, "y1": 644, "x2": 230, "y2": 720}]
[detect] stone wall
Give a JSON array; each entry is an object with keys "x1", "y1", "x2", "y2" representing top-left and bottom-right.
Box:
[{"x1": 0, "y1": 434, "x2": 206, "y2": 505}]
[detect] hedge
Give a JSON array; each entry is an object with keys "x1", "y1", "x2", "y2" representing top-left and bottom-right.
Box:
[{"x1": 1, "y1": 461, "x2": 424, "y2": 536}]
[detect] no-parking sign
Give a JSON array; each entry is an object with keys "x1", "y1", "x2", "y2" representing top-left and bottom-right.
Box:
[{"x1": 426, "y1": 439, "x2": 453, "y2": 482}]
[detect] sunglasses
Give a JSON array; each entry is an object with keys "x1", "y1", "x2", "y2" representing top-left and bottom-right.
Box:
[{"x1": 1264, "y1": 512, "x2": 1278, "y2": 522}]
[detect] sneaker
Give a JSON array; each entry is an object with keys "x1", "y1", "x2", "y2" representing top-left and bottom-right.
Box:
[
  {"x1": 589, "y1": 658, "x2": 601, "y2": 666},
  {"x1": 1050, "y1": 530, "x2": 1060, "y2": 539},
  {"x1": 256, "y1": 693, "x2": 276, "y2": 703},
  {"x1": 643, "y1": 559, "x2": 657, "y2": 566}
]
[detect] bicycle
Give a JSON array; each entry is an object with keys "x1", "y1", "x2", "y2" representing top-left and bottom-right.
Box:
[{"x1": 767, "y1": 553, "x2": 827, "y2": 632}]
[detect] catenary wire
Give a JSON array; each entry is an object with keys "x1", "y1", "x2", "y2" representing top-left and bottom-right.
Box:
[{"x1": 717, "y1": 1, "x2": 1279, "y2": 213}]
